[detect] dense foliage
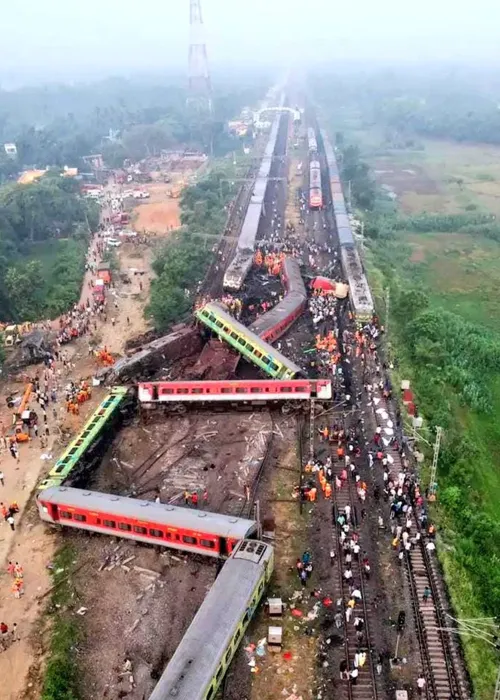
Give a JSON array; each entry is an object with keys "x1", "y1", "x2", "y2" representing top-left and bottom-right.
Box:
[
  {"x1": 362, "y1": 207, "x2": 500, "y2": 695},
  {"x1": 0, "y1": 174, "x2": 96, "y2": 321},
  {"x1": 334, "y1": 137, "x2": 376, "y2": 211},
  {"x1": 0, "y1": 75, "x2": 267, "y2": 177},
  {"x1": 313, "y1": 66, "x2": 500, "y2": 146},
  {"x1": 147, "y1": 170, "x2": 237, "y2": 330}
]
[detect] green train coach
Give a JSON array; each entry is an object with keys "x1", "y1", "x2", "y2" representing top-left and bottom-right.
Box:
[
  {"x1": 38, "y1": 387, "x2": 130, "y2": 491},
  {"x1": 195, "y1": 302, "x2": 303, "y2": 380}
]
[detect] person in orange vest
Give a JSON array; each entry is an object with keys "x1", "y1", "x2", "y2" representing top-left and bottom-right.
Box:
[
  {"x1": 308, "y1": 487, "x2": 317, "y2": 502},
  {"x1": 319, "y1": 474, "x2": 327, "y2": 492},
  {"x1": 319, "y1": 426, "x2": 329, "y2": 441},
  {"x1": 337, "y1": 445, "x2": 344, "y2": 460},
  {"x1": 325, "y1": 482, "x2": 332, "y2": 499}
]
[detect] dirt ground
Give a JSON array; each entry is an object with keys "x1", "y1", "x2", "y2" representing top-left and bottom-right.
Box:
[
  {"x1": 372, "y1": 161, "x2": 440, "y2": 197},
  {"x1": 68, "y1": 532, "x2": 216, "y2": 700},
  {"x1": 93, "y1": 411, "x2": 273, "y2": 512},
  {"x1": 131, "y1": 178, "x2": 186, "y2": 235},
  {"x1": 0, "y1": 223, "x2": 161, "y2": 698}
]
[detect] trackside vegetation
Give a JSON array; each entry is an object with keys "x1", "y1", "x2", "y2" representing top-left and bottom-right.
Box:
[
  {"x1": 331, "y1": 132, "x2": 500, "y2": 698},
  {"x1": 41, "y1": 544, "x2": 81, "y2": 700},
  {"x1": 0, "y1": 172, "x2": 99, "y2": 322},
  {"x1": 147, "y1": 168, "x2": 237, "y2": 330}
]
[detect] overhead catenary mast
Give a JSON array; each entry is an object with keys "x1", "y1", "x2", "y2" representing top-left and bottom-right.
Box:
[{"x1": 187, "y1": 0, "x2": 213, "y2": 113}]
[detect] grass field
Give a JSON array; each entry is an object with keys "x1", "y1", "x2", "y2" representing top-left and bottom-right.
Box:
[{"x1": 351, "y1": 133, "x2": 500, "y2": 699}]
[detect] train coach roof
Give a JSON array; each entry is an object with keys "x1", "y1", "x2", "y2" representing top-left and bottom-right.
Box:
[
  {"x1": 149, "y1": 544, "x2": 272, "y2": 700},
  {"x1": 40, "y1": 487, "x2": 257, "y2": 539},
  {"x1": 200, "y1": 302, "x2": 303, "y2": 374}
]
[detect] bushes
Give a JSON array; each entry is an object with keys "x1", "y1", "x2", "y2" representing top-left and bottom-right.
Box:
[
  {"x1": 41, "y1": 545, "x2": 81, "y2": 700},
  {"x1": 147, "y1": 170, "x2": 237, "y2": 331},
  {"x1": 2, "y1": 238, "x2": 87, "y2": 322}
]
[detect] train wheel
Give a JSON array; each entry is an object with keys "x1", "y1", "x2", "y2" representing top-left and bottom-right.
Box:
[{"x1": 173, "y1": 403, "x2": 187, "y2": 414}]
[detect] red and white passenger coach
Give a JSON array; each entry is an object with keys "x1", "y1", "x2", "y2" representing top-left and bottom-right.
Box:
[
  {"x1": 137, "y1": 378, "x2": 332, "y2": 405},
  {"x1": 37, "y1": 486, "x2": 257, "y2": 557}
]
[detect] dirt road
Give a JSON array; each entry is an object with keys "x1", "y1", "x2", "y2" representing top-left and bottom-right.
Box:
[{"x1": 0, "y1": 234, "x2": 159, "y2": 698}]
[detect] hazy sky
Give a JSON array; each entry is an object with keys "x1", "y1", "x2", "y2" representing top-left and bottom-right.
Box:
[{"x1": 2, "y1": 0, "x2": 500, "y2": 84}]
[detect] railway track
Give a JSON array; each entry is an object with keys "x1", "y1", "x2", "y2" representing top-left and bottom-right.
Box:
[
  {"x1": 378, "y1": 408, "x2": 470, "y2": 700},
  {"x1": 199, "y1": 139, "x2": 268, "y2": 299},
  {"x1": 331, "y1": 444, "x2": 380, "y2": 700}
]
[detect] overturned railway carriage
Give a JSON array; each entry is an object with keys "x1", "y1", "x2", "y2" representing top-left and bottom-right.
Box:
[
  {"x1": 195, "y1": 302, "x2": 303, "y2": 379},
  {"x1": 309, "y1": 159, "x2": 322, "y2": 209},
  {"x1": 149, "y1": 539, "x2": 274, "y2": 700},
  {"x1": 37, "y1": 487, "x2": 257, "y2": 557},
  {"x1": 249, "y1": 257, "x2": 307, "y2": 343},
  {"x1": 38, "y1": 387, "x2": 131, "y2": 490},
  {"x1": 138, "y1": 379, "x2": 332, "y2": 407}
]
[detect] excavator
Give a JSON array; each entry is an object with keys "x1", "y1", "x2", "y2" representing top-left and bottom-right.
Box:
[{"x1": 8, "y1": 383, "x2": 36, "y2": 443}]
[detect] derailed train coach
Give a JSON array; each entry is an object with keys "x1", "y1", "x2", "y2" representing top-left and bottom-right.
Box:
[
  {"x1": 37, "y1": 486, "x2": 258, "y2": 557},
  {"x1": 249, "y1": 257, "x2": 307, "y2": 343},
  {"x1": 148, "y1": 539, "x2": 274, "y2": 700}
]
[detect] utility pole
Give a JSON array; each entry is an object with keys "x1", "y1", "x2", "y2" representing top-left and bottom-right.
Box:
[
  {"x1": 385, "y1": 287, "x2": 390, "y2": 335},
  {"x1": 494, "y1": 665, "x2": 500, "y2": 700},
  {"x1": 187, "y1": 0, "x2": 213, "y2": 114},
  {"x1": 428, "y1": 426, "x2": 443, "y2": 496}
]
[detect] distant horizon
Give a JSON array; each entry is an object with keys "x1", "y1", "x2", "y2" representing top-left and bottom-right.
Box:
[{"x1": 2, "y1": 58, "x2": 500, "y2": 92}]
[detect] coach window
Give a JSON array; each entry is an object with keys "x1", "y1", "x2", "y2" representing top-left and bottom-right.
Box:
[
  {"x1": 262, "y1": 356, "x2": 270, "y2": 365},
  {"x1": 233, "y1": 627, "x2": 242, "y2": 646},
  {"x1": 133, "y1": 525, "x2": 147, "y2": 535},
  {"x1": 224, "y1": 649, "x2": 231, "y2": 666},
  {"x1": 238, "y1": 337, "x2": 246, "y2": 345},
  {"x1": 73, "y1": 513, "x2": 86, "y2": 522},
  {"x1": 235, "y1": 387, "x2": 246, "y2": 393},
  {"x1": 162, "y1": 388, "x2": 174, "y2": 395},
  {"x1": 176, "y1": 389, "x2": 189, "y2": 394},
  {"x1": 60, "y1": 511, "x2": 72, "y2": 519},
  {"x1": 149, "y1": 528, "x2": 163, "y2": 538},
  {"x1": 118, "y1": 523, "x2": 131, "y2": 531},
  {"x1": 270, "y1": 362, "x2": 279, "y2": 372},
  {"x1": 294, "y1": 387, "x2": 303, "y2": 392},
  {"x1": 200, "y1": 539, "x2": 215, "y2": 549},
  {"x1": 215, "y1": 320, "x2": 223, "y2": 328},
  {"x1": 206, "y1": 684, "x2": 216, "y2": 700},
  {"x1": 182, "y1": 535, "x2": 197, "y2": 545},
  {"x1": 215, "y1": 666, "x2": 224, "y2": 682},
  {"x1": 221, "y1": 387, "x2": 232, "y2": 394},
  {"x1": 250, "y1": 387, "x2": 260, "y2": 393},
  {"x1": 280, "y1": 386, "x2": 290, "y2": 393},
  {"x1": 246, "y1": 342, "x2": 253, "y2": 350},
  {"x1": 254, "y1": 350, "x2": 262, "y2": 359},
  {"x1": 230, "y1": 332, "x2": 238, "y2": 340},
  {"x1": 103, "y1": 519, "x2": 116, "y2": 528},
  {"x1": 191, "y1": 388, "x2": 203, "y2": 394}
]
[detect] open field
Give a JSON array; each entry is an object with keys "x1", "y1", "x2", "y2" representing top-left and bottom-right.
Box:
[
  {"x1": 364, "y1": 137, "x2": 500, "y2": 215},
  {"x1": 132, "y1": 181, "x2": 183, "y2": 235},
  {"x1": 356, "y1": 131, "x2": 500, "y2": 698}
]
